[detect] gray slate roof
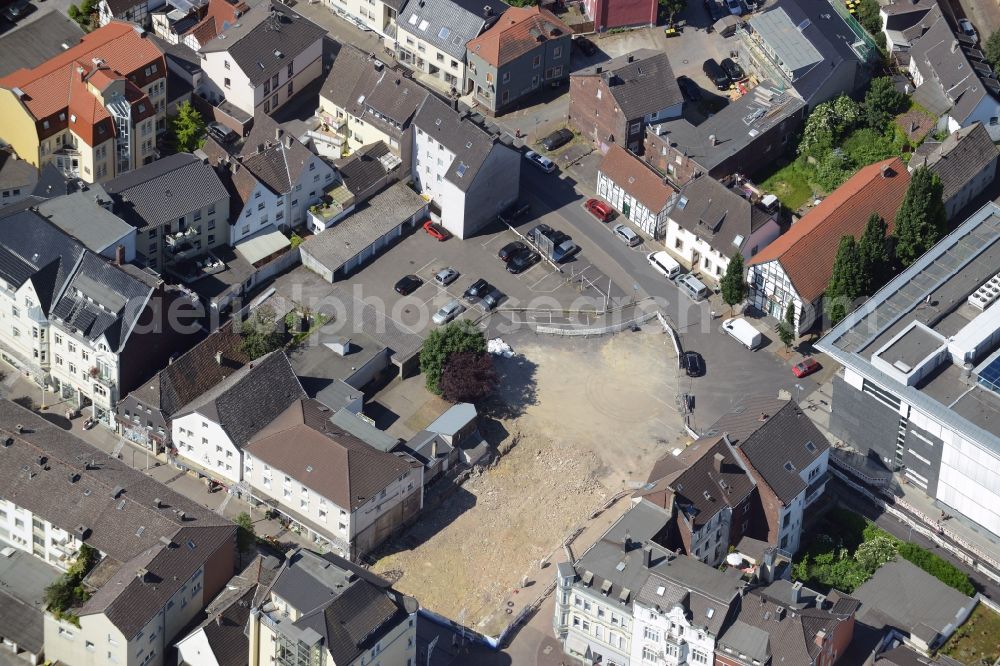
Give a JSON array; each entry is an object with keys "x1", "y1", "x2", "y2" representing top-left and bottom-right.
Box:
[
  {"x1": 0, "y1": 10, "x2": 85, "y2": 78},
  {"x1": 0, "y1": 550, "x2": 60, "y2": 655},
  {"x1": 36, "y1": 185, "x2": 134, "y2": 255},
  {"x1": 0, "y1": 149, "x2": 38, "y2": 192},
  {"x1": 176, "y1": 349, "x2": 306, "y2": 447},
  {"x1": 398, "y1": 0, "x2": 508, "y2": 60},
  {"x1": 670, "y1": 176, "x2": 758, "y2": 255},
  {"x1": 573, "y1": 49, "x2": 683, "y2": 120},
  {"x1": 0, "y1": 209, "x2": 85, "y2": 314},
  {"x1": 413, "y1": 95, "x2": 501, "y2": 191},
  {"x1": 909, "y1": 122, "x2": 999, "y2": 204},
  {"x1": 104, "y1": 153, "x2": 230, "y2": 231},
  {"x1": 240, "y1": 114, "x2": 323, "y2": 195},
  {"x1": 301, "y1": 181, "x2": 426, "y2": 269},
  {"x1": 200, "y1": 0, "x2": 326, "y2": 87}
]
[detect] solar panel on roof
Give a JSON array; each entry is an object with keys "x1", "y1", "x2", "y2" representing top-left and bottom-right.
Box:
[{"x1": 978, "y1": 356, "x2": 1000, "y2": 394}]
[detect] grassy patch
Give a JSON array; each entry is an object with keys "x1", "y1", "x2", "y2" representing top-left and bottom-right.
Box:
[
  {"x1": 939, "y1": 604, "x2": 1000, "y2": 665},
  {"x1": 758, "y1": 161, "x2": 816, "y2": 212}
]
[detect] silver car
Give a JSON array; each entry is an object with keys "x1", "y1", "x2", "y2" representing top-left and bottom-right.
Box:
[
  {"x1": 613, "y1": 223, "x2": 641, "y2": 247},
  {"x1": 434, "y1": 267, "x2": 460, "y2": 286},
  {"x1": 433, "y1": 299, "x2": 465, "y2": 325}
]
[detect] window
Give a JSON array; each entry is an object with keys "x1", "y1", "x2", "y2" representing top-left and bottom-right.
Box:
[
  {"x1": 224, "y1": 60, "x2": 230, "y2": 70},
  {"x1": 532, "y1": 54, "x2": 541, "y2": 68},
  {"x1": 643, "y1": 627, "x2": 659, "y2": 641},
  {"x1": 642, "y1": 646, "x2": 657, "y2": 662},
  {"x1": 554, "y1": 46, "x2": 562, "y2": 58},
  {"x1": 224, "y1": 78, "x2": 231, "y2": 89},
  {"x1": 691, "y1": 649, "x2": 709, "y2": 664}
]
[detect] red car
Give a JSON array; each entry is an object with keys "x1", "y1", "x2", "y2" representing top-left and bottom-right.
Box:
[
  {"x1": 422, "y1": 219, "x2": 451, "y2": 241},
  {"x1": 792, "y1": 357, "x2": 821, "y2": 378},
  {"x1": 585, "y1": 198, "x2": 613, "y2": 222}
]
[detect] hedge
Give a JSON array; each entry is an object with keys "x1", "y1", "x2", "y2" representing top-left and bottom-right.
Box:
[{"x1": 897, "y1": 543, "x2": 976, "y2": 596}]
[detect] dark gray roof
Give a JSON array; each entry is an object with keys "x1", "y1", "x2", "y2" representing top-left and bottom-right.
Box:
[
  {"x1": 876, "y1": 646, "x2": 967, "y2": 666},
  {"x1": 0, "y1": 208, "x2": 86, "y2": 314},
  {"x1": 670, "y1": 176, "x2": 757, "y2": 254},
  {"x1": 413, "y1": 95, "x2": 502, "y2": 191},
  {"x1": 268, "y1": 549, "x2": 415, "y2": 665},
  {"x1": 300, "y1": 181, "x2": 426, "y2": 269},
  {"x1": 0, "y1": 149, "x2": 38, "y2": 192},
  {"x1": 0, "y1": 10, "x2": 85, "y2": 78},
  {"x1": 104, "y1": 153, "x2": 230, "y2": 231},
  {"x1": 322, "y1": 45, "x2": 384, "y2": 116},
  {"x1": 36, "y1": 185, "x2": 134, "y2": 254},
  {"x1": 708, "y1": 398, "x2": 828, "y2": 505},
  {"x1": 200, "y1": 0, "x2": 326, "y2": 87},
  {"x1": 573, "y1": 49, "x2": 683, "y2": 119},
  {"x1": 0, "y1": 550, "x2": 60, "y2": 655},
  {"x1": 176, "y1": 349, "x2": 306, "y2": 447},
  {"x1": 31, "y1": 163, "x2": 73, "y2": 199},
  {"x1": 240, "y1": 114, "x2": 323, "y2": 195},
  {"x1": 909, "y1": 122, "x2": 999, "y2": 204},
  {"x1": 51, "y1": 252, "x2": 153, "y2": 351},
  {"x1": 398, "y1": 0, "x2": 508, "y2": 60},
  {"x1": 337, "y1": 142, "x2": 395, "y2": 200},
  {"x1": 330, "y1": 408, "x2": 400, "y2": 452},
  {"x1": 853, "y1": 559, "x2": 976, "y2": 643}
]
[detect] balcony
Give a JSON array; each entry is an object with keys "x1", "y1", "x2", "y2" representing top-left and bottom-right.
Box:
[{"x1": 165, "y1": 226, "x2": 199, "y2": 248}]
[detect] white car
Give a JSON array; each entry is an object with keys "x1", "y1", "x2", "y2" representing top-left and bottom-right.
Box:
[
  {"x1": 958, "y1": 18, "x2": 978, "y2": 43},
  {"x1": 525, "y1": 151, "x2": 556, "y2": 174},
  {"x1": 726, "y1": 0, "x2": 742, "y2": 15},
  {"x1": 432, "y1": 299, "x2": 465, "y2": 325}
]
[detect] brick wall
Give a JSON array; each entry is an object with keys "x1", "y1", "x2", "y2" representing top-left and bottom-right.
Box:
[
  {"x1": 568, "y1": 75, "x2": 626, "y2": 153},
  {"x1": 588, "y1": 0, "x2": 657, "y2": 30},
  {"x1": 738, "y1": 450, "x2": 785, "y2": 546}
]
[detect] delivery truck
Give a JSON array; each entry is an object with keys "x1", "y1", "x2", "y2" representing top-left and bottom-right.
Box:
[{"x1": 722, "y1": 317, "x2": 762, "y2": 350}]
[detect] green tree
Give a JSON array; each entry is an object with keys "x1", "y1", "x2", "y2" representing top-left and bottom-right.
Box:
[
  {"x1": 778, "y1": 301, "x2": 796, "y2": 350},
  {"x1": 799, "y1": 96, "x2": 860, "y2": 157},
  {"x1": 420, "y1": 320, "x2": 487, "y2": 394},
  {"x1": 863, "y1": 77, "x2": 907, "y2": 129},
  {"x1": 659, "y1": 0, "x2": 687, "y2": 24},
  {"x1": 719, "y1": 253, "x2": 745, "y2": 315},
  {"x1": 855, "y1": 536, "x2": 897, "y2": 572},
  {"x1": 826, "y1": 235, "x2": 863, "y2": 323},
  {"x1": 894, "y1": 167, "x2": 947, "y2": 267},
  {"x1": 439, "y1": 351, "x2": 498, "y2": 403},
  {"x1": 235, "y1": 512, "x2": 256, "y2": 566},
  {"x1": 985, "y1": 31, "x2": 1000, "y2": 72},
  {"x1": 171, "y1": 101, "x2": 207, "y2": 153},
  {"x1": 239, "y1": 305, "x2": 285, "y2": 359},
  {"x1": 858, "y1": 213, "x2": 890, "y2": 295},
  {"x1": 67, "y1": 4, "x2": 81, "y2": 21}
]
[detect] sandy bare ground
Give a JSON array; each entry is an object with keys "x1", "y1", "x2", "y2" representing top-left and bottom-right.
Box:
[{"x1": 371, "y1": 330, "x2": 682, "y2": 635}]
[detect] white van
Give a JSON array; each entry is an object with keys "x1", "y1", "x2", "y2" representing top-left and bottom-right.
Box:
[
  {"x1": 722, "y1": 317, "x2": 762, "y2": 350},
  {"x1": 676, "y1": 273, "x2": 709, "y2": 302},
  {"x1": 648, "y1": 251, "x2": 682, "y2": 279}
]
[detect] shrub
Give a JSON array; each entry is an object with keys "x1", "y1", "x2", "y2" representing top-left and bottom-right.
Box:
[{"x1": 897, "y1": 543, "x2": 976, "y2": 596}]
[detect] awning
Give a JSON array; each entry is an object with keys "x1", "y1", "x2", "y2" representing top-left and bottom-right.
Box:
[
  {"x1": 235, "y1": 228, "x2": 291, "y2": 265},
  {"x1": 565, "y1": 634, "x2": 593, "y2": 658}
]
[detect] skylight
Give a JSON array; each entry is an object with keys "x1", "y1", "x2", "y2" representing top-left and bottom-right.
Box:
[
  {"x1": 418, "y1": 19, "x2": 429, "y2": 31},
  {"x1": 408, "y1": 14, "x2": 418, "y2": 25},
  {"x1": 439, "y1": 26, "x2": 450, "y2": 39}
]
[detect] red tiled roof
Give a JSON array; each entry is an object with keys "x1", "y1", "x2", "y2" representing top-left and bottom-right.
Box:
[
  {"x1": 0, "y1": 21, "x2": 164, "y2": 124},
  {"x1": 186, "y1": 0, "x2": 248, "y2": 46},
  {"x1": 467, "y1": 6, "x2": 571, "y2": 68},
  {"x1": 598, "y1": 143, "x2": 675, "y2": 212},
  {"x1": 748, "y1": 157, "x2": 910, "y2": 302}
]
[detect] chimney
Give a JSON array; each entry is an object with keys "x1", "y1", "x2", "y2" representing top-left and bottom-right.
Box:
[
  {"x1": 776, "y1": 606, "x2": 786, "y2": 620},
  {"x1": 431, "y1": 438, "x2": 438, "y2": 459},
  {"x1": 627, "y1": 54, "x2": 634, "y2": 63},
  {"x1": 814, "y1": 629, "x2": 827, "y2": 647},
  {"x1": 623, "y1": 530, "x2": 632, "y2": 552},
  {"x1": 709, "y1": 134, "x2": 717, "y2": 146},
  {"x1": 713, "y1": 452, "x2": 724, "y2": 473},
  {"x1": 642, "y1": 545, "x2": 653, "y2": 568},
  {"x1": 115, "y1": 244, "x2": 125, "y2": 265},
  {"x1": 275, "y1": 127, "x2": 283, "y2": 142},
  {"x1": 215, "y1": 350, "x2": 223, "y2": 365},
  {"x1": 285, "y1": 134, "x2": 293, "y2": 149},
  {"x1": 792, "y1": 580, "x2": 803, "y2": 603},
  {"x1": 595, "y1": 66, "x2": 603, "y2": 74}
]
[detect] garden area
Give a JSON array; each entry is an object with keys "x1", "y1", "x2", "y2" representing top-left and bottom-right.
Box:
[
  {"x1": 793, "y1": 507, "x2": 975, "y2": 596},
  {"x1": 939, "y1": 603, "x2": 1000, "y2": 665}
]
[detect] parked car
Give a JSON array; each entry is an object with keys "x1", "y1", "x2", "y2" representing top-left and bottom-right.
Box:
[
  {"x1": 720, "y1": 58, "x2": 745, "y2": 81},
  {"x1": 574, "y1": 36, "x2": 598, "y2": 57},
  {"x1": 682, "y1": 351, "x2": 705, "y2": 377},
  {"x1": 422, "y1": 219, "x2": 451, "y2": 241},
  {"x1": 432, "y1": 299, "x2": 465, "y2": 325},
  {"x1": 726, "y1": 0, "x2": 742, "y2": 15},
  {"x1": 541, "y1": 128, "x2": 574, "y2": 151},
  {"x1": 481, "y1": 288, "x2": 504, "y2": 310},
  {"x1": 677, "y1": 75, "x2": 703, "y2": 102},
  {"x1": 463, "y1": 278, "x2": 492, "y2": 301},
  {"x1": 498, "y1": 201, "x2": 531, "y2": 225},
  {"x1": 207, "y1": 121, "x2": 238, "y2": 145},
  {"x1": 722, "y1": 317, "x2": 762, "y2": 350},
  {"x1": 498, "y1": 241, "x2": 528, "y2": 262},
  {"x1": 552, "y1": 239, "x2": 580, "y2": 263},
  {"x1": 612, "y1": 223, "x2": 641, "y2": 247},
  {"x1": 958, "y1": 18, "x2": 978, "y2": 43},
  {"x1": 394, "y1": 274, "x2": 423, "y2": 295},
  {"x1": 527, "y1": 223, "x2": 553, "y2": 244},
  {"x1": 506, "y1": 249, "x2": 541, "y2": 274},
  {"x1": 2, "y1": 1, "x2": 33, "y2": 22},
  {"x1": 704, "y1": 0, "x2": 725, "y2": 22},
  {"x1": 525, "y1": 150, "x2": 556, "y2": 173},
  {"x1": 647, "y1": 251, "x2": 682, "y2": 279},
  {"x1": 792, "y1": 357, "x2": 822, "y2": 378},
  {"x1": 703, "y1": 59, "x2": 731, "y2": 90},
  {"x1": 433, "y1": 267, "x2": 460, "y2": 285},
  {"x1": 585, "y1": 198, "x2": 614, "y2": 222}
]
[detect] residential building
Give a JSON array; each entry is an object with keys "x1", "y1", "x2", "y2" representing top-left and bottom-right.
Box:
[
  {"x1": 853, "y1": 560, "x2": 977, "y2": 654},
  {"x1": 596, "y1": 143, "x2": 675, "y2": 239},
  {"x1": 104, "y1": 152, "x2": 230, "y2": 273},
  {"x1": 116, "y1": 319, "x2": 251, "y2": 454},
  {"x1": 553, "y1": 501, "x2": 745, "y2": 666},
  {"x1": 247, "y1": 548, "x2": 419, "y2": 666},
  {"x1": 0, "y1": 399, "x2": 235, "y2": 666},
  {"x1": 35, "y1": 184, "x2": 137, "y2": 262},
  {"x1": 0, "y1": 148, "x2": 39, "y2": 207},
  {"x1": 395, "y1": 0, "x2": 507, "y2": 94},
  {"x1": 664, "y1": 175, "x2": 781, "y2": 282},
  {"x1": 737, "y1": 0, "x2": 874, "y2": 109},
  {"x1": 411, "y1": 95, "x2": 520, "y2": 238},
  {"x1": 715, "y1": 583, "x2": 858, "y2": 666},
  {"x1": 874, "y1": 646, "x2": 966, "y2": 666},
  {"x1": 909, "y1": 122, "x2": 999, "y2": 219},
  {"x1": 317, "y1": 45, "x2": 429, "y2": 158},
  {"x1": 0, "y1": 22, "x2": 168, "y2": 182},
  {"x1": 878, "y1": 0, "x2": 937, "y2": 56},
  {"x1": 569, "y1": 50, "x2": 683, "y2": 155},
  {"x1": 197, "y1": 0, "x2": 325, "y2": 117},
  {"x1": 816, "y1": 202, "x2": 1000, "y2": 540},
  {"x1": 0, "y1": 548, "x2": 57, "y2": 665},
  {"x1": 644, "y1": 85, "x2": 807, "y2": 186},
  {"x1": 325, "y1": 0, "x2": 407, "y2": 41},
  {"x1": 746, "y1": 157, "x2": 910, "y2": 333},
  {"x1": 300, "y1": 181, "x2": 428, "y2": 282},
  {"x1": 334, "y1": 141, "x2": 403, "y2": 207},
  {"x1": 582, "y1": 0, "x2": 656, "y2": 32},
  {"x1": 906, "y1": 5, "x2": 1000, "y2": 140},
  {"x1": 466, "y1": 6, "x2": 571, "y2": 113},
  {"x1": 244, "y1": 399, "x2": 423, "y2": 558},
  {"x1": 171, "y1": 350, "x2": 306, "y2": 486},
  {"x1": 706, "y1": 396, "x2": 830, "y2": 555},
  {"x1": 98, "y1": 0, "x2": 167, "y2": 27},
  {"x1": 0, "y1": 10, "x2": 85, "y2": 78},
  {"x1": 152, "y1": 0, "x2": 248, "y2": 51}
]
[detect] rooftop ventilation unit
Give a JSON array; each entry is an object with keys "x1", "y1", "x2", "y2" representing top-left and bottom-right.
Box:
[{"x1": 968, "y1": 272, "x2": 1000, "y2": 311}]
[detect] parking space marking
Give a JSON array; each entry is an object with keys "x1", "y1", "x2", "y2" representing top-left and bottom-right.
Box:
[{"x1": 414, "y1": 257, "x2": 439, "y2": 278}]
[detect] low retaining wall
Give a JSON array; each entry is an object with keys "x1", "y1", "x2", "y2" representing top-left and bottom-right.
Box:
[{"x1": 535, "y1": 310, "x2": 658, "y2": 336}]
